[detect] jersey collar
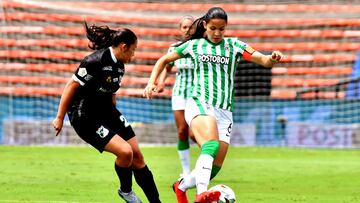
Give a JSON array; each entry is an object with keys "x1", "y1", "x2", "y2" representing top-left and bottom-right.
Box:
[{"x1": 109, "y1": 47, "x2": 117, "y2": 63}]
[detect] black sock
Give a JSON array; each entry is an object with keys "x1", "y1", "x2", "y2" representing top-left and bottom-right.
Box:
[
  {"x1": 134, "y1": 165, "x2": 161, "y2": 203},
  {"x1": 114, "y1": 163, "x2": 132, "y2": 193}
]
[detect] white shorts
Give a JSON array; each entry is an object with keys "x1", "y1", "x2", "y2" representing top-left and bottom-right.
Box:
[
  {"x1": 184, "y1": 98, "x2": 233, "y2": 144},
  {"x1": 172, "y1": 96, "x2": 188, "y2": 111}
]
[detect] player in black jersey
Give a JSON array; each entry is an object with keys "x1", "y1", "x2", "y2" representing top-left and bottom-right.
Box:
[{"x1": 52, "y1": 22, "x2": 161, "y2": 203}]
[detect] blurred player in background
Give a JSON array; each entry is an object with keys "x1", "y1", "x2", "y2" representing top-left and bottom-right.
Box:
[
  {"x1": 52, "y1": 23, "x2": 161, "y2": 203},
  {"x1": 144, "y1": 7, "x2": 283, "y2": 203},
  {"x1": 156, "y1": 15, "x2": 196, "y2": 178}
]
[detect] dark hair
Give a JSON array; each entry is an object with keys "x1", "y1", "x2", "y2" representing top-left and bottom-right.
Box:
[
  {"x1": 84, "y1": 22, "x2": 137, "y2": 50},
  {"x1": 187, "y1": 7, "x2": 228, "y2": 41}
]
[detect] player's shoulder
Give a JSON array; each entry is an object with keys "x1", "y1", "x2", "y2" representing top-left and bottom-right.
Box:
[
  {"x1": 224, "y1": 37, "x2": 241, "y2": 43},
  {"x1": 171, "y1": 41, "x2": 183, "y2": 47},
  {"x1": 224, "y1": 37, "x2": 248, "y2": 47},
  {"x1": 83, "y1": 48, "x2": 108, "y2": 65}
]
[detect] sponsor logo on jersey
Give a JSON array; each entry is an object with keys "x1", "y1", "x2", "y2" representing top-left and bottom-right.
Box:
[
  {"x1": 198, "y1": 54, "x2": 229, "y2": 65},
  {"x1": 96, "y1": 126, "x2": 109, "y2": 138},
  {"x1": 106, "y1": 76, "x2": 112, "y2": 83},
  {"x1": 102, "y1": 66, "x2": 113, "y2": 71},
  {"x1": 98, "y1": 87, "x2": 113, "y2": 93},
  {"x1": 118, "y1": 68, "x2": 124, "y2": 74},
  {"x1": 84, "y1": 74, "x2": 93, "y2": 81}
]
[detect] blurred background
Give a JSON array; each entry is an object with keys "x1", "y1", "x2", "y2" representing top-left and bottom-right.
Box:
[{"x1": 0, "y1": 0, "x2": 360, "y2": 148}]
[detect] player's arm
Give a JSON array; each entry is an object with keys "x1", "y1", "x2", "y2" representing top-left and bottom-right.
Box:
[
  {"x1": 248, "y1": 47, "x2": 283, "y2": 68},
  {"x1": 144, "y1": 51, "x2": 181, "y2": 99},
  {"x1": 52, "y1": 78, "x2": 80, "y2": 136},
  {"x1": 156, "y1": 64, "x2": 172, "y2": 93}
]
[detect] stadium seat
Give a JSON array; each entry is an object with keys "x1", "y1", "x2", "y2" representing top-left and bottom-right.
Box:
[{"x1": 0, "y1": 1, "x2": 358, "y2": 99}]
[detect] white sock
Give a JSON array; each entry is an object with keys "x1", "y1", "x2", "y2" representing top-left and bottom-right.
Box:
[
  {"x1": 178, "y1": 170, "x2": 196, "y2": 191},
  {"x1": 178, "y1": 149, "x2": 191, "y2": 175},
  {"x1": 194, "y1": 154, "x2": 214, "y2": 195}
]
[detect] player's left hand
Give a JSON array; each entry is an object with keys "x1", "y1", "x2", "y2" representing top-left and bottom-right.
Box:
[{"x1": 143, "y1": 83, "x2": 157, "y2": 99}]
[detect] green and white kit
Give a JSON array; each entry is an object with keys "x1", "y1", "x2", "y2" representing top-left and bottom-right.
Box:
[
  {"x1": 175, "y1": 38, "x2": 249, "y2": 143},
  {"x1": 168, "y1": 43, "x2": 194, "y2": 110}
]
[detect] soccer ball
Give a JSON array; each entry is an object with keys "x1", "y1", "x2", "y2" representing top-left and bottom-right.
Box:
[{"x1": 209, "y1": 184, "x2": 236, "y2": 203}]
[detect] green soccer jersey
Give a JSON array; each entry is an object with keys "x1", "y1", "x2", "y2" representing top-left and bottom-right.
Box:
[
  {"x1": 168, "y1": 43, "x2": 194, "y2": 98},
  {"x1": 174, "y1": 38, "x2": 248, "y2": 111}
]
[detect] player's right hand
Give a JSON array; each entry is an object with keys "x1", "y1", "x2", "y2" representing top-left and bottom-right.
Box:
[
  {"x1": 52, "y1": 117, "x2": 63, "y2": 136},
  {"x1": 143, "y1": 83, "x2": 157, "y2": 99}
]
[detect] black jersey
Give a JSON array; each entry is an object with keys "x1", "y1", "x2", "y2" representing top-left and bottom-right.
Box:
[{"x1": 68, "y1": 47, "x2": 124, "y2": 119}]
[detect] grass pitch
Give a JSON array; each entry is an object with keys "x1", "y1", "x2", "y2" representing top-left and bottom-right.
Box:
[{"x1": 0, "y1": 146, "x2": 359, "y2": 203}]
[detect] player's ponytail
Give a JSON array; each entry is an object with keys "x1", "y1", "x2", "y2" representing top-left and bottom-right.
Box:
[{"x1": 84, "y1": 22, "x2": 137, "y2": 50}]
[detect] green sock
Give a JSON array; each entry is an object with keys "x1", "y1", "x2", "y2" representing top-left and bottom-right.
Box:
[
  {"x1": 177, "y1": 139, "x2": 190, "y2": 150},
  {"x1": 210, "y1": 165, "x2": 221, "y2": 180}
]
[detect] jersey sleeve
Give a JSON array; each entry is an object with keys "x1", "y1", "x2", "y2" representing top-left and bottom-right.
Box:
[
  {"x1": 174, "y1": 40, "x2": 191, "y2": 58},
  {"x1": 72, "y1": 56, "x2": 98, "y2": 86},
  {"x1": 234, "y1": 38, "x2": 255, "y2": 61}
]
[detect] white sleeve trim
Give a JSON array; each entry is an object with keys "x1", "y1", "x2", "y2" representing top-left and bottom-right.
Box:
[{"x1": 72, "y1": 74, "x2": 85, "y2": 86}]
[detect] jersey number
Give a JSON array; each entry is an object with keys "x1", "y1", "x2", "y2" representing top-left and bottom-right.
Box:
[{"x1": 120, "y1": 115, "x2": 130, "y2": 127}]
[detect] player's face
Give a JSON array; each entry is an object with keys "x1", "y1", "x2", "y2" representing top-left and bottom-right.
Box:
[
  {"x1": 203, "y1": 18, "x2": 226, "y2": 44},
  {"x1": 180, "y1": 19, "x2": 193, "y2": 40},
  {"x1": 122, "y1": 41, "x2": 137, "y2": 63}
]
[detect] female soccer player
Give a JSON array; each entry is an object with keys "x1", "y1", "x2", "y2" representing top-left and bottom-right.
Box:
[
  {"x1": 156, "y1": 15, "x2": 196, "y2": 177},
  {"x1": 52, "y1": 23, "x2": 161, "y2": 203},
  {"x1": 144, "y1": 7, "x2": 283, "y2": 203}
]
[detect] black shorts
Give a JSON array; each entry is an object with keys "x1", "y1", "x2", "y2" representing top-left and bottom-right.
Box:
[{"x1": 70, "y1": 110, "x2": 135, "y2": 153}]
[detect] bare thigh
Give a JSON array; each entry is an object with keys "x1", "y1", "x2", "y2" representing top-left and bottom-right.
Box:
[{"x1": 190, "y1": 115, "x2": 219, "y2": 146}]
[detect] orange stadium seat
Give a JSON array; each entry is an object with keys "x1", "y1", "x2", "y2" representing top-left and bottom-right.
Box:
[
  {"x1": 272, "y1": 78, "x2": 340, "y2": 87},
  {"x1": 272, "y1": 67, "x2": 353, "y2": 75},
  {"x1": 2, "y1": 1, "x2": 360, "y2": 13},
  {"x1": 1, "y1": 12, "x2": 360, "y2": 27},
  {"x1": 0, "y1": 86, "x2": 172, "y2": 97},
  {"x1": 1, "y1": 39, "x2": 359, "y2": 52},
  {"x1": 2, "y1": 26, "x2": 360, "y2": 39}
]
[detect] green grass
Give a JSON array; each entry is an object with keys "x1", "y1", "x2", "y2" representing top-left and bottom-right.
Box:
[{"x1": 0, "y1": 146, "x2": 359, "y2": 203}]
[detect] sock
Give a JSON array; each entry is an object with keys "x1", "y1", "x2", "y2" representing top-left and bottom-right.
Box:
[
  {"x1": 134, "y1": 165, "x2": 161, "y2": 203},
  {"x1": 210, "y1": 165, "x2": 221, "y2": 180},
  {"x1": 194, "y1": 140, "x2": 219, "y2": 195},
  {"x1": 195, "y1": 154, "x2": 214, "y2": 195},
  {"x1": 114, "y1": 163, "x2": 132, "y2": 193},
  {"x1": 178, "y1": 149, "x2": 191, "y2": 175},
  {"x1": 178, "y1": 169, "x2": 196, "y2": 191}
]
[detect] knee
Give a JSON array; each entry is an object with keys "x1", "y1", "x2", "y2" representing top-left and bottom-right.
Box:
[
  {"x1": 131, "y1": 150, "x2": 145, "y2": 169},
  {"x1": 116, "y1": 145, "x2": 133, "y2": 167}
]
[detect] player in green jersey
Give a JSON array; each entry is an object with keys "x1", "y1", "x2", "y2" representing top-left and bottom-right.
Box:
[
  {"x1": 157, "y1": 15, "x2": 196, "y2": 178},
  {"x1": 144, "y1": 7, "x2": 283, "y2": 203}
]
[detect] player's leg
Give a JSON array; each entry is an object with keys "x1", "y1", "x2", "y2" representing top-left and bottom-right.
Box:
[
  {"x1": 174, "y1": 109, "x2": 191, "y2": 176},
  {"x1": 210, "y1": 109, "x2": 233, "y2": 180},
  {"x1": 129, "y1": 136, "x2": 161, "y2": 203},
  {"x1": 104, "y1": 135, "x2": 142, "y2": 203},
  {"x1": 104, "y1": 112, "x2": 145, "y2": 203},
  {"x1": 190, "y1": 115, "x2": 220, "y2": 199},
  {"x1": 211, "y1": 141, "x2": 229, "y2": 179}
]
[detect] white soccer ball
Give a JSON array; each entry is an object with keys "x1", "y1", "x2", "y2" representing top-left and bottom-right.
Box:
[{"x1": 209, "y1": 184, "x2": 236, "y2": 203}]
